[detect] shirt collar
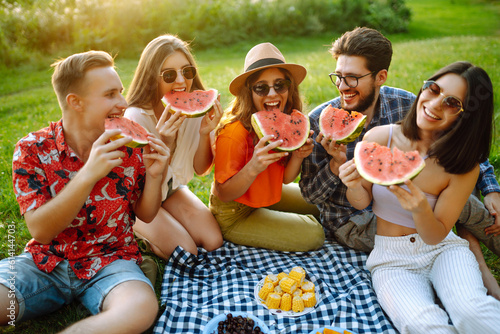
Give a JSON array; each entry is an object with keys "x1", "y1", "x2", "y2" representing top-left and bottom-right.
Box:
[{"x1": 53, "y1": 119, "x2": 79, "y2": 159}]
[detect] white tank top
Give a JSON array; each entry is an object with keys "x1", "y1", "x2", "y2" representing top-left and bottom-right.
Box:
[{"x1": 371, "y1": 125, "x2": 437, "y2": 228}]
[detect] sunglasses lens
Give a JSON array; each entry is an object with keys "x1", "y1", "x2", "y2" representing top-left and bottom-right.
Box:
[
  {"x1": 274, "y1": 80, "x2": 290, "y2": 94},
  {"x1": 253, "y1": 84, "x2": 269, "y2": 96},
  {"x1": 162, "y1": 70, "x2": 177, "y2": 83},
  {"x1": 182, "y1": 66, "x2": 196, "y2": 80},
  {"x1": 424, "y1": 81, "x2": 441, "y2": 95},
  {"x1": 443, "y1": 97, "x2": 462, "y2": 113}
]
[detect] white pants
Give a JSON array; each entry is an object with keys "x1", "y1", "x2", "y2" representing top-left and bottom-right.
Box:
[{"x1": 367, "y1": 231, "x2": 500, "y2": 334}]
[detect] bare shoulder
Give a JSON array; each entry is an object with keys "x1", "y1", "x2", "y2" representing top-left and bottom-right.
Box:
[
  {"x1": 449, "y1": 164, "x2": 480, "y2": 187},
  {"x1": 362, "y1": 124, "x2": 395, "y2": 146}
]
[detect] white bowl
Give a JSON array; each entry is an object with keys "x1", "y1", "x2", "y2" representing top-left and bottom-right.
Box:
[{"x1": 203, "y1": 312, "x2": 270, "y2": 334}]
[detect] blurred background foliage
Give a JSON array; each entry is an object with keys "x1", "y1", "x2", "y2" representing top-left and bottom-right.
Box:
[{"x1": 0, "y1": 0, "x2": 411, "y2": 67}]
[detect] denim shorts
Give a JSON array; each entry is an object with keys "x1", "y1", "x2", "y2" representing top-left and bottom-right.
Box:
[{"x1": 0, "y1": 252, "x2": 153, "y2": 322}]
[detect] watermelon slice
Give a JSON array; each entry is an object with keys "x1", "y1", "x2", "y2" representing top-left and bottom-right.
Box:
[
  {"x1": 319, "y1": 105, "x2": 366, "y2": 144},
  {"x1": 251, "y1": 109, "x2": 310, "y2": 152},
  {"x1": 161, "y1": 88, "x2": 217, "y2": 118},
  {"x1": 354, "y1": 141, "x2": 425, "y2": 186},
  {"x1": 105, "y1": 117, "x2": 149, "y2": 148}
]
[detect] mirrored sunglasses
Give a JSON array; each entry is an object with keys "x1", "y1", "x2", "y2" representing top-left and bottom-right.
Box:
[
  {"x1": 252, "y1": 79, "x2": 291, "y2": 97},
  {"x1": 422, "y1": 80, "x2": 464, "y2": 115},
  {"x1": 160, "y1": 66, "x2": 197, "y2": 84}
]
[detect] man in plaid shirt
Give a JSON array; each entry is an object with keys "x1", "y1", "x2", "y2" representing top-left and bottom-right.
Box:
[{"x1": 300, "y1": 27, "x2": 500, "y2": 296}]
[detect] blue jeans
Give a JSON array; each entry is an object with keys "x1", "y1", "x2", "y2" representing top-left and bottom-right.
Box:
[{"x1": 0, "y1": 252, "x2": 153, "y2": 322}]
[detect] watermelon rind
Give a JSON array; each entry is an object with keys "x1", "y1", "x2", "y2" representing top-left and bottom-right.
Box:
[
  {"x1": 336, "y1": 116, "x2": 366, "y2": 144},
  {"x1": 354, "y1": 141, "x2": 425, "y2": 186},
  {"x1": 105, "y1": 117, "x2": 149, "y2": 148},
  {"x1": 251, "y1": 110, "x2": 310, "y2": 152},
  {"x1": 110, "y1": 134, "x2": 148, "y2": 148},
  {"x1": 161, "y1": 88, "x2": 217, "y2": 118},
  {"x1": 319, "y1": 106, "x2": 366, "y2": 144}
]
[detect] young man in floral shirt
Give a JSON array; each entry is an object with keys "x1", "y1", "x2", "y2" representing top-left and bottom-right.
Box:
[{"x1": 0, "y1": 50, "x2": 169, "y2": 332}]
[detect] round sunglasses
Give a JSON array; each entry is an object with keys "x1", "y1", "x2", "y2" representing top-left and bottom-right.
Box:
[
  {"x1": 159, "y1": 66, "x2": 197, "y2": 84},
  {"x1": 422, "y1": 80, "x2": 464, "y2": 115},
  {"x1": 252, "y1": 79, "x2": 291, "y2": 97}
]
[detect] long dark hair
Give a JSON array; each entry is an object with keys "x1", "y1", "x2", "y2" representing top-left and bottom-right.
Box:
[{"x1": 401, "y1": 61, "x2": 493, "y2": 174}]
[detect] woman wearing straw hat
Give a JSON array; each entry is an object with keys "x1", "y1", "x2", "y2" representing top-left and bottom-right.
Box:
[{"x1": 209, "y1": 43, "x2": 325, "y2": 251}]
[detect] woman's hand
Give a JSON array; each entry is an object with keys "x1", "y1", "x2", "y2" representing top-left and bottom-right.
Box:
[
  {"x1": 388, "y1": 179, "x2": 429, "y2": 214},
  {"x1": 142, "y1": 134, "x2": 170, "y2": 179},
  {"x1": 291, "y1": 130, "x2": 314, "y2": 159},
  {"x1": 200, "y1": 97, "x2": 223, "y2": 136},
  {"x1": 339, "y1": 158, "x2": 372, "y2": 209},
  {"x1": 156, "y1": 103, "x2": 186, "y2": 150},
  {"x1": 247, "y1": 135, "x2": 288, "y2": 176},
  {"x1": 339, "y1": 159, "x2": 363, "y2": 189}
]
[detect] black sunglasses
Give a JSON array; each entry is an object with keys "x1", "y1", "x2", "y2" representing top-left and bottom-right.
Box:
[
  {"x1": 252, "y1": 79, "x2": 291, "y2": 97},
  {"x1": 160, "y1": 66, "x2": 197, "y2": 84}
]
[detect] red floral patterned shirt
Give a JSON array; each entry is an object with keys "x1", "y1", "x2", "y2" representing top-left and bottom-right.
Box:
[{"x1": 12, "y1": 120, "x2": 145, "y2": 279}]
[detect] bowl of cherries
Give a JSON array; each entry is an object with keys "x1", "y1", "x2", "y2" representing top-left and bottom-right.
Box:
[{"x1": 203, "y1": 312, "x2": 270, "y2": 334}]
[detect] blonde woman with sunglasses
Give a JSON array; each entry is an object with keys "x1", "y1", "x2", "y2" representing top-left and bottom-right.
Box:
[
  {"x1": 339, "y1": 62, "x2": 500, "y2": 333},
  {"x1": 124, "y1": 35, "x2": 223, "y2": 261},
  {"x1": 209, "y1": 43, "x2": 325, "y2": 252}
]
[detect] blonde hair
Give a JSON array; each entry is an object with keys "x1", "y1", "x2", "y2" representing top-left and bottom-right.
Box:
[
  {"x1": 51, "y1": 50, "x2": 114, "y2": 110},
  {"x1": 126, "y1": 34, "x2": 204, "y2": 109}
]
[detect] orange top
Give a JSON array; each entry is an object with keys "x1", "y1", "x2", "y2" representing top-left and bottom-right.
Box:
[{"x1": 214, "y1": 121, "x2": 284, "y2": 208}]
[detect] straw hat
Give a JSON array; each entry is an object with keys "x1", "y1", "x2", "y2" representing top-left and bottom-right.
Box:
[{"x1": 229, "y1": 42, "x2": 307, "y2": 96}]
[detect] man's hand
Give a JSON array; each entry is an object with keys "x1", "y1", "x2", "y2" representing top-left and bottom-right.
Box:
[
  {"x1": 82, "y1": 129, "x2": 131, "y2": 183},
  {"x1": 484, "y1": 192, "x2": 500, "y2": 236},
  {"x1": 316, "y1": 132, "x2": 347, "y2": 175}
]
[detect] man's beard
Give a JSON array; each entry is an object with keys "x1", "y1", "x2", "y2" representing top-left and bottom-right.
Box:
[{"x1": 341, "y1": 87, "x2": 376, "y2": 113}]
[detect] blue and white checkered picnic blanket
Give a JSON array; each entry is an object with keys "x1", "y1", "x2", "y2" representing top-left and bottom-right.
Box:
[{"x1": 153, "y1": 240, "x2": 397, "y2": 334}]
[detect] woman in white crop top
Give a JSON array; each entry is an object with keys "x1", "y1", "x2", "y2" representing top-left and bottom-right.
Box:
[
  {"x1": 339, "y1": 62, "x2": 500, "y2": 333},
  {"x1": 124, "y1": 35, "x2": 223, "y2": 260}
]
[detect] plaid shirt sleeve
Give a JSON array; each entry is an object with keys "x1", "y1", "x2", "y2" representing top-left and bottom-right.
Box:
[
  {"x1": 300, "y1": 100, "x2": 343, "y2": 205},
  {"x1": 477, "y1": 159, "x2": 500, "y2": 195}
]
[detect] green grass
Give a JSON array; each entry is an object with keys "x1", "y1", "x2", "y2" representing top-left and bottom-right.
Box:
[{"x1": 0, "y1": 0, "x2": 499, "y2": 332}]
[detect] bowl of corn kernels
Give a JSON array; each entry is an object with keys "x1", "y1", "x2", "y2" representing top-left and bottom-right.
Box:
[{"x1": 254, "y1": 266, "x2": 319, "y2": 317}]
